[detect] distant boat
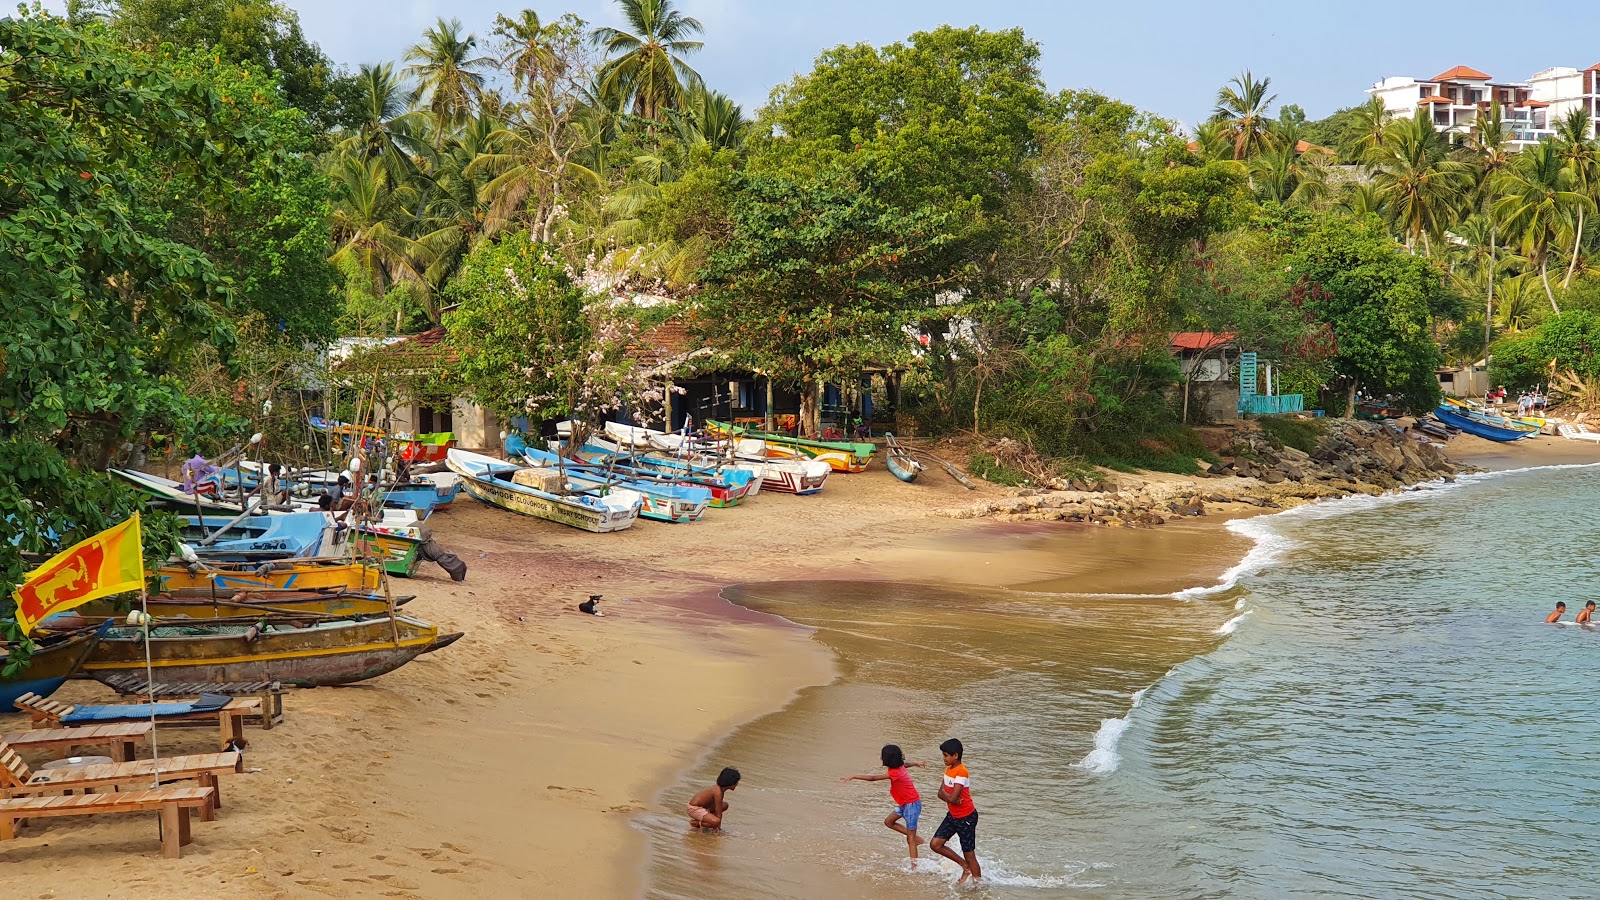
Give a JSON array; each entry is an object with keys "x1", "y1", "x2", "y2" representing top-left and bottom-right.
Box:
[
  {"x1": 505, "y1": 435, "x2": 711, "y2": 523},
  {"x1": 1433, "y1": 405, "x2": 1538, "y2": 442},
  {"x1": 70, "y1": 614, "x2": 461, "y2": 688},
  {"x1": 884, "y1": 434, "x2": 924, "y2": 483},
  {"x1": 577, "y1": 436, "x2": 760, "y2": 508},
  {"x1": 113, "y1": 468, "x2": 244, "y2": 514},
  {"x1": 596, "y1": 423, "x2": 828, "y2": 495},
  {"x1": 446, "y1": 449, "x2": 643, "y2": 533},
  {"x1": 0, "y1": 624, "x2": 106, "y2": 708}
]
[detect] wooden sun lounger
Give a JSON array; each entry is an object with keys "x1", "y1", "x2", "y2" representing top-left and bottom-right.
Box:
[
  {"x1": 1, "y1": 741, "x2": 241, "y2": 812},
  {"x1": 15, "y1": 693, "x2": 260, "y2": 752},
  {"x1": 0, "y1": 723, "x2": 151, "y2": 762},
  {"x1": 0, "y1": 787, "x2": 215, "y2": 858},
  {"x1": 97, "y1": 676, "x2": 286, "y2": 730}
]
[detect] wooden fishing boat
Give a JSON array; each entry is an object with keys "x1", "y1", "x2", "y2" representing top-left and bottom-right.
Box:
[
  {"x1": 397, "y1": 431, "x2": 455, "y2": 464},
  {"x1": 506, "y1": 436, "x2": 711, "y2": 523},
  {"x1": 309, "y1": 416, "x2": 386, "y2": 439},
  {"x1": 577, "y1": 436, "x2": 758, "y2": 508},
  {"x1": 74, "y1": 590, "x2": 400, "y2": 620},
  {"x1": 631, "y1": 427, "x2": 828, "y2": 495},
  {"x1": 0, "y1": 624, "x2": 107, "y2": 708},
  {"x1": 447, "y1": 449, "x2": 643, "y2": 533},
  {"x1": 1432, "y1": 405, "x2": 1537, "y2": 442},
  {"x1": 706, "y1": 421, "x2": 874, "y2": 473},
  {"x1": 179, "y1": 512, "x2": 332, "y2": 561},
  {"x1": 884, "y1": 434, "x2": 924, "y2": 483},
  {"x1": 158, "y1": 560, "x2": 384, "y2": 595},
  {"x1": 70, "y1": 614, "x2": 462, "y2": 688},
  {"x1": 353, "y1": 525, "x2": 424, "y2": 577},
  {"x1": 112, "y1": 468, "x2": 243, "y2": 513}
]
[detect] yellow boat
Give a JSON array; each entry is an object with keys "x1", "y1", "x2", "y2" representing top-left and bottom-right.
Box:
[{"x1": 158, "y1": 561, "x2": 383, "y2": 595}]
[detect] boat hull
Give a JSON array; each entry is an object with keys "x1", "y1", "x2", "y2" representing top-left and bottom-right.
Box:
[
  {"x1": 158, "y1": 562, "x2": 383, "y2": 595},
  {"x1": 0, "y1": 628, "x2": 104, "y2": 706},
  {"x1": 578, "y1": 441, "x2": 756, "y2": 508},
  {"x1": 355, "y1": 529, "x2": 424, "y2": 577},
  {"x1": 78, "y1": 617, "x2": 459, "y2": 687},
  {"x1": 1433, "y1": 406, "x2": 1536, "y2": 442},
  {"x1": 448, "y1": 450, "x2": 641, "y2": 533},
  {"x1": 886, "y1": 454, "x2": 921, "y2": 483}
]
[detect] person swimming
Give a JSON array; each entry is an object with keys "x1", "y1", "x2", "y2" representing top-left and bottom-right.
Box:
[
  {"x1": 1547, "y1": 602, "x2": 1567, "y2": 624},
  {"x1": 1577, "y1": 601, "x2": 1595, "y2": 625}
]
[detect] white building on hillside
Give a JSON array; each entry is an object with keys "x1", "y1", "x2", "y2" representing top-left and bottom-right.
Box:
[
  {"x1": 1368, "y1": 65, "x2": 1548, "y2": 147},
  {"x1": 1526, "y1": 65, "x2": 1600, "y2": 137}
]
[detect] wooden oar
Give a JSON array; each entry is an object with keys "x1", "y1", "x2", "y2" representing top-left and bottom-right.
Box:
[{"x1": 898, "y1": 446, "x2": 977, "y2": 490}]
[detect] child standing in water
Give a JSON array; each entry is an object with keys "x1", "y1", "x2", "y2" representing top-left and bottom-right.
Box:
[
  {"x1": 929, "y1": 738, "x2": 982, "y2": 884},
  {"x1": 841, "y1": 744, "x2": 928, "y2": 861}
]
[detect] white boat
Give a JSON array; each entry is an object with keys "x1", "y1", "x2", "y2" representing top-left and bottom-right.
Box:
[
  {"x1": 601, "y1": 425, "x2": 827, "y2": 496},
  {"x1": 446, "y1": 449, "x2": 643, "y2": 533}
]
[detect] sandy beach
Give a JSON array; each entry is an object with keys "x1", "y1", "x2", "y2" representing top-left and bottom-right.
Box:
[{"x1": 5, "y1": 430, "x2": 1598, "y2": 896}]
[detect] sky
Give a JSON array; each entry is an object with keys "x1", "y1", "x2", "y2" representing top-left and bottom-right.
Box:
[{"x1": 40, "y1": 0, "x2": 1600, "y2": 127}]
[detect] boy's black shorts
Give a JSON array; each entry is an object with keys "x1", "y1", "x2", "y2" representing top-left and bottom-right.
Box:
[{"x1": 933, "y1": 811, "x2": 978, "y2": 852}]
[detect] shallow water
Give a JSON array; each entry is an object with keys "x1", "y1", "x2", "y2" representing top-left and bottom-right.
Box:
[{"x1": 642, "y1": 464, "x2": 1600, "y2": 898}]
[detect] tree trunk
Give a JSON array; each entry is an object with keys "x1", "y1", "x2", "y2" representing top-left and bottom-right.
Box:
[
  {"x1": 1485, "y1": 226, "x2": 1496, "y2": 365},
  {"x1": 1345, "y1": 381, "x2": 1358, "y2": 418},
  {"x1": 972, "y1": 372, "x2": 984, "y2": 437},
  {"x1": 1182, "y1": 377, "x2": 1191, "y2": 424},
  {"x1": 1564, "y1": 205, "x2": 1586, "y2": 288},
  {"x1": 799, "y1": 379, "x2": 819, "y2": 438},
  {"x1": 1541, "y1": 259, "x2": 1561, "y2": 313}
]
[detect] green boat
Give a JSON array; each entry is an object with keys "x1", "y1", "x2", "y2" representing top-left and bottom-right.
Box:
[{"x1": 706, "y1": 421, "x2": 874, "y2": 473}]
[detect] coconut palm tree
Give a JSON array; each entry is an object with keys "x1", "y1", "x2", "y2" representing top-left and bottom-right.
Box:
[
  {"x1": 328, "y1": 157, "x2": 428, "y2": 306},
  {"x1": 1495, "y1": 139, "x2": 1595, "y2": 313},
  {"x1": 1338, "y1": 181, "x2": 1390, "y2": 220},
  {"x1": 336, "y1": 62, "x2": 425, "y2": 180},
  {"x1": 405, "y1": 18, "x2": 493, "y2": 142},
  {"x1": 1369, "y1": 112, "x2": 1472, "y2": 255},
  {"x1": 1211, "y1": 70, "x2": 1276, "y2": 160},
  {"x1": 1344, "y1": 95, "x2": 1391, "y2": 163},
  {"x1": 1465, "y1": 102, "x2": 1515, "y2": 360},
  {"x1": 592, "y1": 0, "x2": 705, "y2": 121},
  {"x1": 1553, "y1": 107, "x2": 1600, "y2": 287},
  {"x1": 493, "y1": 10, "x2": 574, "y2": 96}
]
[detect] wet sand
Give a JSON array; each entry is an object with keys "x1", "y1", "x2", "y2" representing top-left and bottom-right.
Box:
[{"x1": 5, "y1": 428, "x2": 1585, "y2": 895}]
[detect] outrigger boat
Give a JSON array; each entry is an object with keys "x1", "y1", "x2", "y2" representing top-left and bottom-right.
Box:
[
  {"x1": 595, "y1": 423, "x2": 828, "y2": 495},
  {"x1": 62, "y1": 614, "x2": 462, "y2": 688},
  {"x1": 576, "y1": 437, "x2": 759, "y2": 508},
  {"x1": 1432, "y1": 404, "x2": 1539, "y2": 442},
  {"x1": 884, "y1": 433, "x2": 924, "y2": 483},
  {"x1": 0, "y1": 623, "x2": 108, "y2": 708},
  {"x1": 447, "y1": 449, "x2": 643, "y2": 533},
  {"x1": 179, "y1": 512, "x2": 332, "y2": 562},
  {"x1": 158, "y1": 560, "x2": 384, "y2": 595},
  {"x1": 505, "y1": 435, "x2": 711, "y2": 523},
  {"x1": 706, "y1": 421, "x2": 874, "y2": 473},
  {"x1": 112, "y1": 468, "x2": 249, "y2": 514},
  {"x1": 73, "y1": 590, "x2": 402, "y2": 620}
]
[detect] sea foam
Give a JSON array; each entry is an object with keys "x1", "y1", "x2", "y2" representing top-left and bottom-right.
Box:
[
  {"x1": 1073, "y1": 689, "x2": 1145, "y2": 775},
  {"x1": 1217, "y1": 611, "x2": 1253, "y2": 635}
]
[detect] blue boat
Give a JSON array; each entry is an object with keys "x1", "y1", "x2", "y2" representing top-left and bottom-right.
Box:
[
  {"x1": 0, "y1": 624, "x2": 108, "y2": 708},
  {"x1": 505, "y1": 435, "x2": 712, "y2": 523},
  {"x1": 572, "y1": 437, "x2": 759, "y2": 508},
  {"x1": 1433, "y1": 405, "x2": 1538, "y2": 442},
  {"x1": 178, "y1": 512, "x2": 330, "y2": 561}
]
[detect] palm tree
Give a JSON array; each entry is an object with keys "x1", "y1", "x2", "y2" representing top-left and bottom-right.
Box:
[
  {"x1": 1369, "y1": 112, "x2": 1472, "y2": 255},
  {"x1": 1344, "y1": 95, "x2": 1391, "y2": 163},
  {"x1": 1212, "y1": 70, "x2": 1276, "y2": 160},
  {"x1": 1553, "y1": 107, "x2": 1600, "y2": 287},
  {"x1": 593, "y1": 0, "x2": 705, "y2": 121},
  {"x1": 1465, "y1": 102, "x2": 1514, "y2": 361},
  {"x1": 494, "y1": 10, "x2": 571, "y2": 95},
  {"x1": 405, "y1": 18, "x2": 493, "y2": 141},
  {"x1": 328, "y1": 157, "x2": 428, "y2": 312},
  {"x1": 337, "y1": 63, "x2": 425, "y2": 181},
  {"x1": 1495, "y1": 140, "x2": 1595, "y2": 313},
  {"x1": 1338, "y1": 181, "x2": 1390, "y2": 220},
  {"x1": 1248, "y1": 146, "x2": 1328, "y2": 206}
]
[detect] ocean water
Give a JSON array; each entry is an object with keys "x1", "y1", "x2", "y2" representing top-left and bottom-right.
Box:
[{"x1": 641, "y1": 464, "x2": 1600, "y2": 898}]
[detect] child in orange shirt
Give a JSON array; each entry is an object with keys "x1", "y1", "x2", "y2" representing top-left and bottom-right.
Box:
[
  {"x1": 841, "y1": 744, "x2": 928, "y2": 860},
  {"x1": 929, "y1": 738, "x2": 981, "y2": 883}
]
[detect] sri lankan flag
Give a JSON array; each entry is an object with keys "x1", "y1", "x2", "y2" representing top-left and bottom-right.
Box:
[{"x1": 11, "y1": 514, "x2": 145, "y2": 635}]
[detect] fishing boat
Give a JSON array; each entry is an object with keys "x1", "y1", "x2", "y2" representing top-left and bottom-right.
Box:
[
  {"x1": 625, "y1": 427, "x2": 827, "y2": 495},
  {"x1": 67, "y1": 614, "x2": 462, "y2": 688},
  {"x1": 353, "y1": 524, "x2": 425, "y2": 577},
  {"x1": 706, "y1": 421, "x2": 874, "y2": 473},
  {"x1": 179, "y1": 512, "x2": 332, "y2": 561},
  {"x1": 158, "y1": 560, "x2": 384, "y2": 595},
  {"x1": 884, "y1": 434, "x2": 924, "y2": 483},
  {"x1": 0, "y1": 624, "x2": 107, "y2": 708},
  {"x1": 396, "y1": 431, "x2": 455, "y2": 464},
  {"x1": 309, "y1": 416, "x2": 386, "y2": 439},
  {"x1": 73, "y1": 590, "x2": 401, "y2": 620},
  {"x1": 112, "y1": 468, "x2": 245, "y2": 513},
  {"x1": 1432, "y1": 405, "x2": 1538, "y2": 442},
  {"x1": 446, "y1": 449, "x2": 643, "y2": 533},
  {"x1": 576, "y1": 440, "x2": 759, "y2": 508},
  {"x1": 505, "y1": 436, "x2": 711, "y2": 523}
]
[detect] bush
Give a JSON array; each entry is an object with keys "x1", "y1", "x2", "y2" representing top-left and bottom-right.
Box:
[
  {"x1": 1254, "y1": 416, "x2": 1323, "y2": 454},
  {"x1": 969, "y1": 453, "x2": 1031, "y2": 486}
]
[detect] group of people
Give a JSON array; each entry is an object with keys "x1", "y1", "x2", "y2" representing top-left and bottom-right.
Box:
[
  {"x1": 689, "y1": 738, "x2": 984, "y2": 884},
  {"x1": 1546, "y1": 601, "x2": 1595, "y2": 624},
  {"x1": 1486, "y1": 387, "x2": 1547, "y2": 417}
]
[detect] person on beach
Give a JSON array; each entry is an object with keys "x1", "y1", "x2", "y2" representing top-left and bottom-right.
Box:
[
  {"x1": 929, "y1": 738, "x2": 981, "y2": 884},
  {"x1": 688, "y1": 767, "x2": 740, "y2": 831},
  {"x1": 841, "y1": 744, "x2": 928, "y2": 861},
  {"x1": 1577, "y1": 601, "x2": 1595, "y2": 624},
  {"x1": 1547, "y1": 602, "x2": 1566, "y2": 623}
]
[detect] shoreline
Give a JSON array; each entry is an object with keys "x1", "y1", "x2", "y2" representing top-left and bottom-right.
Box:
[{"x1": 4, "y1": 432, "x2": 1596, "y2": 896}]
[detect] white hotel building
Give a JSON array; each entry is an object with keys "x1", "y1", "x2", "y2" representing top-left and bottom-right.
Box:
[{"x1": 1368, "y1": 63, "x2": 1600, "y2": 147}]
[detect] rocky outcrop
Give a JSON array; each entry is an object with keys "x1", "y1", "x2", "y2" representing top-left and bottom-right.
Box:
[{"x1": 942, "y1": 420, "x2": 1466, "y2": 526}]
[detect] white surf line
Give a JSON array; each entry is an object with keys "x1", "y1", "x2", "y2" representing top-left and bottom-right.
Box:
[{"x1": 1072, "y1": 687, "x2": 1147, "y2": 775}]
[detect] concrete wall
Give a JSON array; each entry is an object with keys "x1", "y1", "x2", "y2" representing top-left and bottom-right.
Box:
[
  {"x1": 452, "y1": 399, "x2": 499, "y2": 450},
  {"x1": 1168, "y1": 381, "x2": 1241, "y2": 423}
]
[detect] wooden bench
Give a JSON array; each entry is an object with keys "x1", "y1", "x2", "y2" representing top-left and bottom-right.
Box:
[
  {"x1": 99, "y1": 676, "x2": 286, "y2": 730},
  {"x1": 0, "y1": 787, "x2": 215, "y2": 858},
  {"x1": 16, "y1": 693, "x2": 260, "y2": 752},
  {"x1": 1, "y1": 741, "x2": 241, "y2": 813},
  {"x1": 0, "y1": 723, "x2": 151, "y2": 762}
]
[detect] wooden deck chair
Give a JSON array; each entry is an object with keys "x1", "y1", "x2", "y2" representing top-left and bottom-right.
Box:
[
  {"x1": 0, "y1": 740, "x2": 240, "y2": 812},
  {"x1": 14, "y1": 692, "x2": 259, "y2": 752},
  {"x1": 0, "y1": 787, "x2": 215, "y2": 858}
]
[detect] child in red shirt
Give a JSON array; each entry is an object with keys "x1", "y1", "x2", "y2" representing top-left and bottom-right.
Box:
[
  {"x1": 842, "y1": 744, "x2": 928, "y2": 860},
  {"x1": 930, "y1": 737, "x2": 981, "y2": 883}
]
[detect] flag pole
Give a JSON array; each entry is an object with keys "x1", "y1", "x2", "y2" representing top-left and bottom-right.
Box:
[{"x1": 140, "y1": 586, "x2": 161, "y2": 785}]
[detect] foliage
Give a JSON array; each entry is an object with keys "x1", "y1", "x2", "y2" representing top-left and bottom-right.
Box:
[
  {"x1": 1489, "y1": 310, "x2": 1600, "y2": 389},
  {"x1": 968, "y1": 453, "x2": 1030, "y2": 486},
  {"x1": 1254, "y1": 416, "x2": 1324, "y2": 454}
]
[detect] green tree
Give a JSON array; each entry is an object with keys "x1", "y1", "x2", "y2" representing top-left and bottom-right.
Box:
[
  {"x1": 1288, "y1": 216, "x2": 1449, "y2": 414},
  {"x1": 1553, "y1": 107, "x2": 1600, "y2": 287},
  {"x1": 1464, "y1": 101, "x2": 1514, "y2": 360},
  {"x1": 592, "y1": 0, "x2": 705, "y2": 120},
  {"x1": 405, "y1": 17, "x2": 492, "y2": 141},
  {"x1": 1211, "y1": 70, "x2": 1276, "y2": 160},
  {"x1": 1495, "y1": 140, "x2": 1594, "y2": 313},
  {"x1": 1369, "y1": 112, "x2": 1471, "y2": 255}
]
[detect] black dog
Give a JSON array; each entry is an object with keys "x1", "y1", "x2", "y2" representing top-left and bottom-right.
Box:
[{"x1": 578, "y1": 595, "x2": 604, "y2": 617}]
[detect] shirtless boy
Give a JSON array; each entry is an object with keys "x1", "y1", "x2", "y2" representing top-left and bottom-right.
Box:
[
  {"x1": 688, "y1": 767, "x2": 740, "y2": 831},
  {"x1": 1547, "y1": 602, "x2": 1566, "y2": 623},
  {"x1": 1578, "y1": 601, "x2": 1595, "y2": 624}
]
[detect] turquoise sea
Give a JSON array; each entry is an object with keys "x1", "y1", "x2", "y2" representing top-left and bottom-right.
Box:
[{"x1": 642, "y1": 464, "x2": 1600, "y2": 898}]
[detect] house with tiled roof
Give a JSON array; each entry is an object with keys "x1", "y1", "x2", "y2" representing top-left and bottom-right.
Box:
[{"x1": 1368, "y1": 64, "x2": 1549, "y2": 147}]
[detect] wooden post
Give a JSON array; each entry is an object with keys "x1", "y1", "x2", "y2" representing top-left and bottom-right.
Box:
[{"x1": 764, "y1": 378, "x2": 774, "y2": 432}]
